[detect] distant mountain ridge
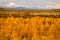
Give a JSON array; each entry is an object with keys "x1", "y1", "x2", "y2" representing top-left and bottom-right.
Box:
[
  {"x1": 0, "y1": 6, "x2": 60, "y2": 10},
  {"x1": 0, "y1": 6, "x2": 32, "y2": 10},
  {"x1": 15, "y1": 7, "x2": 32, "y2": 10}
]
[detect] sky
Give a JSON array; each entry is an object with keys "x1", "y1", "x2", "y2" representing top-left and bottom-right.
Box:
[{"x1": 0, "y1": 0, "x2": 60, "y2": 9}]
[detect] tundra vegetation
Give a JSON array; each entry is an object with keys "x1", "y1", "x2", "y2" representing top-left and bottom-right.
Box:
[{"x1": 0, "y1": 9, "x2": 60, "y2": 40}]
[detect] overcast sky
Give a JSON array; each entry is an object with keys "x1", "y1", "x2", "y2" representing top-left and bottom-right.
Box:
[{"x1": 0, "y1": 0, "x2": 60, "y2": 9}]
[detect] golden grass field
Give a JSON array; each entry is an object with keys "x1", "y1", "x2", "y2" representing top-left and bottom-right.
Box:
[{"x1": 0, "y1": 10, "x2": 60, "y2": 40}]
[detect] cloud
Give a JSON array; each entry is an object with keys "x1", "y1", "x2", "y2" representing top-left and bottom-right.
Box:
[
  {"x1": 4, "y1": 2, "x2": 33, "y2": 8},
  {"x1": 46, "y1": 2, "x2": 60, "y2": 9},
  {"x1": 5, "y1": 2, "x2": 21, "y2": 7}
]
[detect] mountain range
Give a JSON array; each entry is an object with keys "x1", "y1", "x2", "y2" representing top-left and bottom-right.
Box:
[{"x1": 0, "y1": 6, "x2": 60, "y2": 10}]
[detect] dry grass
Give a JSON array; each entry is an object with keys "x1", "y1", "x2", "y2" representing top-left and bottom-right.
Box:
[{"x1": 0, "y1": 16, "x2": 60, "y2": 40}]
